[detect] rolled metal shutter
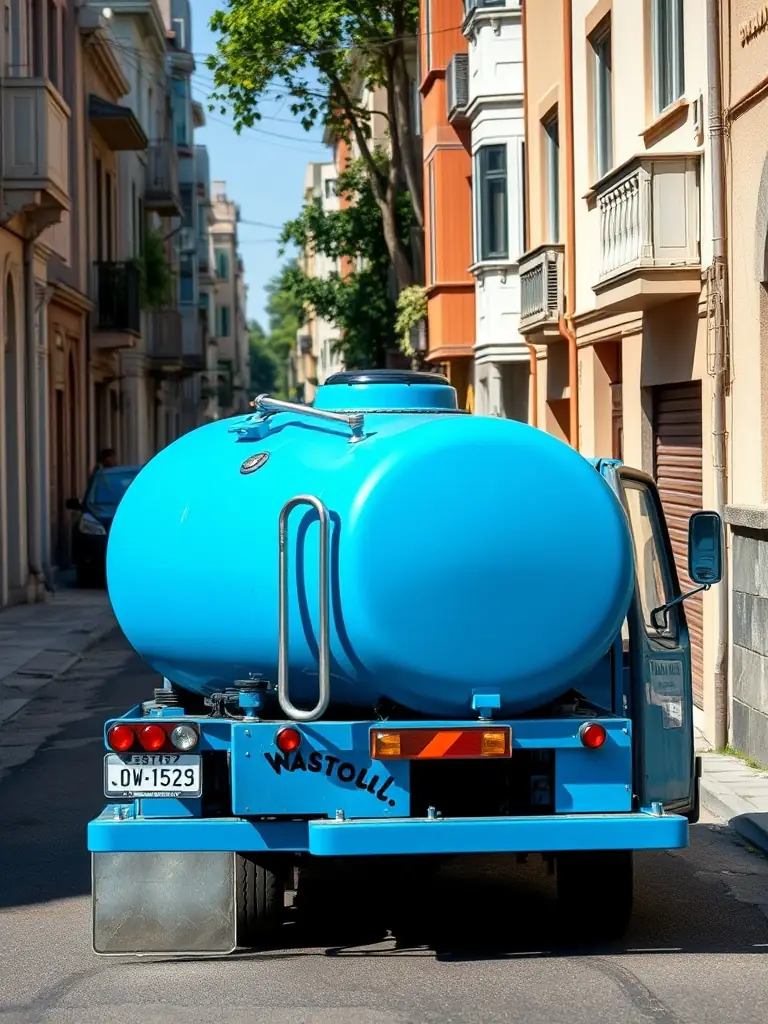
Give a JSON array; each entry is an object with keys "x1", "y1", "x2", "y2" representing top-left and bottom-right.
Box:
[{"x1": 653, "y1": 382, "x2": 704, "y2": 707}]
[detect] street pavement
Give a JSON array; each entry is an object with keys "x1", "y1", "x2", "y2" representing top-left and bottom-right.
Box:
[{"x1": 0, "y1": 626, "x2": 767, "y2": 1023}]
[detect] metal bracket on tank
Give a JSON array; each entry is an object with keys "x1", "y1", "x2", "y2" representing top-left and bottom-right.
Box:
[
  {"x1": 244, "y1": 394, "x2": 366, "y2": 444},
  {"x1": 278, "y1": 495, "x2": 331, "y2": 723}
]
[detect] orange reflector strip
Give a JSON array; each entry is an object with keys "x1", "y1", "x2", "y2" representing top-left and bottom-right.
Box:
[{"x1": 370, "y1": 727, "x2": 511, "y2": 760}]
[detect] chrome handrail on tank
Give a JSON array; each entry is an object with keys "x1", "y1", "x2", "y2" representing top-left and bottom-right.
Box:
[
  {"x1": 251, "y1": 394, "x2": 366, "y2": 444},
  {"x1": 278, "y1": 495, "x2": 331, "y2": 723}
]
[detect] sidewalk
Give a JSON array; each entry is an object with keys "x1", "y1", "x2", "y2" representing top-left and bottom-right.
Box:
[
  {"x1": 0, "y1": 584, "x2": 116, "y2": 727},
  {"x1": 697, "y1": 727, "x2": 768, "y2": 855}
]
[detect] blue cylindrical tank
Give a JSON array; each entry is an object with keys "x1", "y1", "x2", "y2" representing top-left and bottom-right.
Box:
[{"x1": 107, "y1": 371, "x2": 634, "y2": 718}]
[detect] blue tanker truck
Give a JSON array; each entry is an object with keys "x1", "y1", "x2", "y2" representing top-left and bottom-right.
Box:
[{"x1": 88, "y1": 370, "x2": 723, "y2": 955}]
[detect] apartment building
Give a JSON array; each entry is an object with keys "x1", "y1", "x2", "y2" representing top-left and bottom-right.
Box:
[
  {"x1": 721, "y1": 0, "x2": 768, "y2": 765},
  {"x1": 0, "y1": 0, "x2": 247, "y2": 603},
  {"x1": 211, "y1": 181, "x2": 249, "y2": 417},
  {"x1": 521, "y1": 0, "x2": 723, "y2": 742},
  {"x1": 461, "y1": 0, "x2": 529, "y2": 419},
  {"x1": 0, "y1": 0, "x2": 71, "y2": 604},
  {"x1": 421, "y1": 0, "x2": 475, "y2": 407},
  {"x1": 292, "y1": 159, "x2": 345, "y2": 403}
]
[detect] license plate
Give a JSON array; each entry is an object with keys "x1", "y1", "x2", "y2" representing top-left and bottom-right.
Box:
[{"x1": 104, "y1": 754, "x2": 202, "y2": 799}]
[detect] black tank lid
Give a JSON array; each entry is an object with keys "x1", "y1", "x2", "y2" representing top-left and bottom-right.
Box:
[{"x1": 324, "y1": 369, "x2": 451, "y2": 387}]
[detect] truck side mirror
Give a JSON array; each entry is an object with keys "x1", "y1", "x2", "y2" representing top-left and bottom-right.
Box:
[{"x1": 688, "y1": 510, "x2": 723, "y2": 586}]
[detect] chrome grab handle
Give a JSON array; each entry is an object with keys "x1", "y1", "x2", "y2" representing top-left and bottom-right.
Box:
[
  {"x1": 278, "y1": 495, "x2": 331, "y2": 723},
  {"x1": 251, "y1": 394, "x2": 365, "y2": 443}
]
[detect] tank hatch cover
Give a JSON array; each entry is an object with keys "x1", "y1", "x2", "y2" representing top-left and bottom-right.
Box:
[{"x1": 324, "y1": 370, "x2": 451, "y2": 387}]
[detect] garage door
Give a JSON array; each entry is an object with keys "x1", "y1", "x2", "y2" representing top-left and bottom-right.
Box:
[{"x1": 653, "y1": 382, "x2": 704, "y2": 707}]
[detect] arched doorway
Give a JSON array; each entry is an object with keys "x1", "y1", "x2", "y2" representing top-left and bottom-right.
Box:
[{"x1": 4, "y1": 273, "x2": 24, "y2": 594}]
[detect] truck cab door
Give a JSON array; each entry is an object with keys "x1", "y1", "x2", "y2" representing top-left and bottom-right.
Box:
[{"x1": 611, "y1": 466, "x2": 696, "y2": 816}]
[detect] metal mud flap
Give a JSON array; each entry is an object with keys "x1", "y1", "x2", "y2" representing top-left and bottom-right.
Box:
[{"x1": 92, "y1": 852, "x2": 236, "y2": 955}]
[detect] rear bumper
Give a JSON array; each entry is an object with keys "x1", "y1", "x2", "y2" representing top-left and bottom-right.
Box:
[{"x1": 88, "y1": 808, "x2": 689, "y2": 856}]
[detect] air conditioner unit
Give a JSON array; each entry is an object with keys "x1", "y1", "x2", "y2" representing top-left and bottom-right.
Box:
[
  {"x1": 446, "y1": 54, "x2": 469, "y2": 122},
  {"x1": 297, "y1": 333, "x2": 312, "y2": 355},
  {"x1": 178, "y1": 227, "x2": 196, "y2": 253}
]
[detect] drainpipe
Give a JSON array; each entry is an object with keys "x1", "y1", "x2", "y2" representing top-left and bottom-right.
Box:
[
  {"x1": 706, "y1": 0, "x2": 729, "y2": 751},
  {"x1": 23, "y1": 238, "x2": 48, "y2": 598},
  {"x1": 521, "y1": 0, "x2": 538, "y2": 428},
  {"x1": 560, "y1": 0, "x2": 579, "y2": 450}
]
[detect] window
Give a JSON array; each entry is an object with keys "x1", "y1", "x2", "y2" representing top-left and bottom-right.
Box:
[
  {"x1": 623, "y1": 480, "x2": 673, "y2": 633},
  {"x1": 172, "y1": 77, "x2": 190, "y2": 147},
  {"x1": 324, "y1": 178, "x2": 336, "y2": 199},
  {"x1": 652, "y1": 0, "x2": 684, "y2": 114},
  {"x1": 425, "y1": 0, "x2": 431, "y2": 69},
  {"x1": 217, "y1": 304, "x2": 231, "y2": 338},
  {"x1": 216, "y1": 248, "x2": 230, "y2": 281},
  {"x1": 48, "y1": 0, "x2": 59, "y2": 91},
  {"x1": 476, "y1": 144, "x2": 508, "y2": 261},
  {"x1": 180, "y1": 254, "x2": 194, "y2": 304},
  {"x1": 428, "y1": 160, "x2": 436, "y2": 283},
  {"x1": 180, "y1": 184, "x2": 193, "y2": 228},
  {"x1": 591, "y1": 23, "x2": 613, "y2": 180},
  {"x1": 465, "y1": 0, "x2": 506, "y2": 11},
  {"x1": 95, "y1": 157, "x2": 103, "y2": 262},
  {"x1": 543, "y1": 112, "x2": 559, "y2": 243}
]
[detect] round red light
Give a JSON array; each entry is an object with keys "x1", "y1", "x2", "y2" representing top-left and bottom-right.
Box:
[
  {"x1": 137, "y1": 723, "x2": 167, "y2": 752},
  {"x1": 276, "y1": 727, "x2": 301, "y2": 753},
  {"x1": 108, "y1": 724, "x2": 135, "y2": 752},
  {"x1": 580, "y1": 722, "x2": 607, "y2": 749}
]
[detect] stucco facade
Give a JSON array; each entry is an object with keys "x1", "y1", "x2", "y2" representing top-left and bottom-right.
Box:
[
  {"x1": 721, "y1": 0, "x2": 768, "y2": 764},
  {"x1": 464, "y1": 1, "x2": 529, "y2": 420},
  {"x1": 521, "y1": 0, "x2": 725, "y2": 741}
]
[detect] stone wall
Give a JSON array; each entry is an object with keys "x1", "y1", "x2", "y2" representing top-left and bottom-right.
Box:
[{"x1": 728, "y1": 509, "x2": 768, "y2": 765}]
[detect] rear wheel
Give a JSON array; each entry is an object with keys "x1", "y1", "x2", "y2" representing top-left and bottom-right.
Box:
[
  {"x1": 235, "y1": 854, "x2": 285, "y2": 947},
  {"x1": 556, "y1": 850, "x2": 633, "y2": 942}
]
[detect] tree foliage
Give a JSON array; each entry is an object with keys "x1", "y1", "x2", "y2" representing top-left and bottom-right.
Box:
[
  {"x1": 279, "y1": 155, "x2": 413, "y2": 369},
  {"x1": 248, "y1": 320, "x2": 280, "y2": 396},
  {"x1": 208, "y1": 0, "x2": 423, "y2": 290},
  {"x1": 394, "y1": 284, "x2": 427, "y2": 358},
  {"x1": 248, "y1": 262, "x2": 305, "y2": 399}
]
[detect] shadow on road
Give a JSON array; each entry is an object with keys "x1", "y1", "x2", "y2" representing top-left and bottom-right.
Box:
[
  {"x1": 0, "y1": 634, "x2": 767, "y2": 963},
  {"x1": 0, "y1": 631, "x2": 147, "y2": 910}
]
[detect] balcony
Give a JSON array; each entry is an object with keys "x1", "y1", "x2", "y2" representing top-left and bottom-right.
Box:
[
  {"x1": 593, "y1": 155, "x2": 701, "y2": 312},
  {"x1": 2, "y1": 78, "x2": 70, "y2": 231},
  {"x1": 145, "y1": 141, "x2": 182, "y2": 215},
  {"x1": 519, "y1": 243, "x2": 565, "y2": 339},
  {"x1": 92, "y1": 262, "x2": 141, "y2": 349},
  {"x1": 147, "y1": 310, "x2": 183, "y2": 371},
  {"x1": 88, "y1": 95, "x2": 147, "y2": 151},
  {"x1": 446, "y1": 55, "x2": 469, "y2": 125}
]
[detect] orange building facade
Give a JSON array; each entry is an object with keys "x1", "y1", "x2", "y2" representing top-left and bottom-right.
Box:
[{"x1": 420, "y1": 0, "x2": 475, "y2": 408}]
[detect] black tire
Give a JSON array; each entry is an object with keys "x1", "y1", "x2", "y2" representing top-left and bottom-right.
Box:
[
  {"x1": 556, "y1": 850, "x2": 633, "y2": 943},
  {"x1": 235, "y1": 854, "x2": 285, "y2": 947}
]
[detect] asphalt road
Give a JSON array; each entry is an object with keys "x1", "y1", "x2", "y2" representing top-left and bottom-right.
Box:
[{"x1": 0, "y1": 630, "x2": 767, "y2": 1024}]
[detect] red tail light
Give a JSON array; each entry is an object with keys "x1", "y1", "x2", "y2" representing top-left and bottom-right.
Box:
[
  {"x1": 579, "y1": 722, "x2": 607, "y2": 749},
  {"x1": 137, "y1": 724, "x2": 167, "y2": 752},
  {"x1": 107, "y1": 724, "x2": 135, "y2": 752},
  {"x1": 276, "y1": 727, "x2": 301, "y2": 753}
]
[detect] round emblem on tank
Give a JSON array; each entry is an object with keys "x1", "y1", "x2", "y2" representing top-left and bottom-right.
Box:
[{"x1": 240, "y1": 452, "x2": 269, "y2": 475}]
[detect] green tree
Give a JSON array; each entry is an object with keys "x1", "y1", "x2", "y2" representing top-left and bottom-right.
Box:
[
  {"x1": 280, "y1": 155, "x2": 413, "y2": 369},
  {"x1": 262, "y1": 261, "x2": 305, "y2": 398},
  {"x1": 248, "y1": 320, "x2": 280, "y2": 396},
  {"x1": 208, "y1": 0, "x2": 423, "y2": 290}
]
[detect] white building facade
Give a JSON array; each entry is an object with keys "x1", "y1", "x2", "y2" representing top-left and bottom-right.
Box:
[{"x1": 462, "y1": 0, "x2": 528, "y2": 418}]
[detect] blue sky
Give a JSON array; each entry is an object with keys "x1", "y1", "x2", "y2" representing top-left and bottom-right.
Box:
[{"x1": 190, "y1": 1, "x2": 328, "y2": 330}]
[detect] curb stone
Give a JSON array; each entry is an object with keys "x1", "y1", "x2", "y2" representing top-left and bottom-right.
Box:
[{"x1": 699, "y1": 751, "x2": 768, "y2": 856}]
